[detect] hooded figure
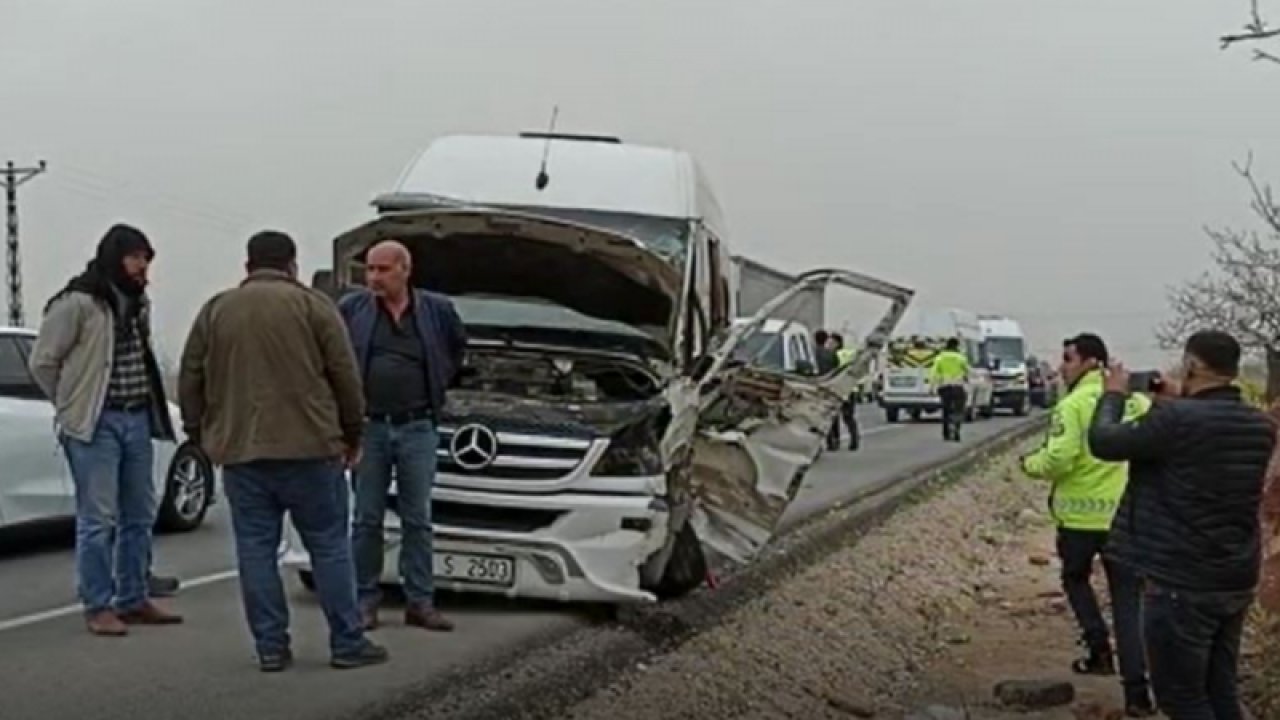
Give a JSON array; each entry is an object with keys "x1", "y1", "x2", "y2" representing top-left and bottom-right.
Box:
[
  {"x1": 26, "y1": 223, "x2": 183, "y2": 635},
  {"x1": 31, "y1": 223, "x2": 175, "y2": 442},
  {"x1": 47, "y1": 223, "x2": 155, "y2": 332}
]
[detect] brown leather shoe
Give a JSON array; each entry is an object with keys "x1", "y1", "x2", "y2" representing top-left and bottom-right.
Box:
[
  {"x1": 119, "y1": 601, "x2": 184, "y2": 625},
  {"x1": 86, "y1": 610, "x2": 128, "y2": 637},
  {"x1": 405, "y1": 606, "x2": 454, "y2": 632},
  {"x1": 361, "y1": 605, "x2": 379, "y2": 631}
]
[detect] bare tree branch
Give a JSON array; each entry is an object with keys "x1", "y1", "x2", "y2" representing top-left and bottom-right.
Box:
[
  {"x1": 1221, "y1": 0, "x2": 1280, "y2": 50},
  {"x1": 1160, "y1": 158, "x2": 1280, "y2": 357},
  {"x1": 1254, "y1": 48, "x2": 1280, "y2": 64}
]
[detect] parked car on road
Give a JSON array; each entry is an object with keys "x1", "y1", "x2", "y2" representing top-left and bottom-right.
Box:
[
  {"x1": 1027, "y1": 358, "x2": 1061, "y2": 408},
  {"x1": 0, "y1": 326, "x2": 218, "y2": 534}
]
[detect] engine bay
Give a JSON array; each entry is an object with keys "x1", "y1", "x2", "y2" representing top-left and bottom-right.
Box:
[{"x1": 456, "y1": 347, "x2": 661, "y2": 403}]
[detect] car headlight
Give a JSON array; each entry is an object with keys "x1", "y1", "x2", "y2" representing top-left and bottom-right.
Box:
[{"x1": 590, "y1": 418, "x2": 664, "y2": 477}]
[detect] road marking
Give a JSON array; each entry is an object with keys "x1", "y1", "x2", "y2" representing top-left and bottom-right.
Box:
[
  {"x1": 0, "y1": 569, "x2": 239, "y2": 634},
  {"x1": 0, "y1": 419, "x2": 932, "y2": 633},
  {"x1": 861, "y1": 425, "x2": 903, "y2": 437}
]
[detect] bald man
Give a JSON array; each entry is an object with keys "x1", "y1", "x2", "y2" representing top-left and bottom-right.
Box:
[{"x1": 337, "y1": 240, "x2": 467, "y2": 633}]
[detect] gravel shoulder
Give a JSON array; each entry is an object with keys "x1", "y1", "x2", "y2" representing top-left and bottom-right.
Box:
[{"x1": 559, "y1": 442, "x2": 1148, "y2": 720}]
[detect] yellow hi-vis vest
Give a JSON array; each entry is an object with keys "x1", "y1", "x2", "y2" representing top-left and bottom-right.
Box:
[
  {"x1": 1021, "y1": 370, "x2": 1151, "y2": 531},
  {"x1": 929, "y1": 350, "x2": 969, "y2": 386}
]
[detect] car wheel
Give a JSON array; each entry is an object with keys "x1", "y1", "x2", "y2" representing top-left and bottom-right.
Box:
[
  {"x1": 652, "y1": 521, "x2": 708, "y2": 600},
  {"x1": 156, "y1": 442, "x2": 215, "y2": 533},
  {"x1": 885, "y1": 407, "x2": 900, "y2": 423}
]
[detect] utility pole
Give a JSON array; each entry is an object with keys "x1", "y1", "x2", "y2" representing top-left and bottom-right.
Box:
[{"x1": 4, "y1": 160, "x2": 47, "y2": 327}]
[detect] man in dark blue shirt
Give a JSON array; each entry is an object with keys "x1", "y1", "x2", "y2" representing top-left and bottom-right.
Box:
[{"x1": 338, "y1": 240, "x2": 466, "y2": 634}]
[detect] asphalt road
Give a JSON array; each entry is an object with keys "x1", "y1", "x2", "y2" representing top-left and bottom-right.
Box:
[{"x1": 0, "y1": 405, "x2": 1038, "y2": 720}]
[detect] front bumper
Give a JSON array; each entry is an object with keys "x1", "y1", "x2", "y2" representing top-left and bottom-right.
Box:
[
  {"x1": 280, "y1": 483, "x2": 670, "y2": 605},
  {"x1": 992, "y1": 388, "x2": 1029, "y2": 407},
  {"x1": 879, "y1": 393, "x2": 941, "y2": 411}
]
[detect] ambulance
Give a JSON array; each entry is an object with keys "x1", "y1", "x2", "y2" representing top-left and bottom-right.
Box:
[{"x1": 878, "y1": 307, "x2": 994, "y2": 423}]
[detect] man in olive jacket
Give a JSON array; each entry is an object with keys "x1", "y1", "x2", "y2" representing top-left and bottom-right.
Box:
[
  {"x1": 1090, "y1": 331, "x2": 1274, "y2": 720},
  {"x1": 178, "y1": 231, "x2": 386, "y2": 673}
]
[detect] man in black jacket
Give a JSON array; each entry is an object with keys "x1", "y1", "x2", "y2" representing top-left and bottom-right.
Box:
[
  {"x1": 1089, "y1": 330, "x2": 1274, "y2": 720},
  {"x1": 814, "y1": 330, "x2": 842, "y2": 451}
]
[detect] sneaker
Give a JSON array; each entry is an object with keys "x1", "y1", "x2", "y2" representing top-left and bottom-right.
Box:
[
  {"x1": 331, "y1": 641, "x2": 390, "y2": 670},
  {"x1": 259, "y1": 648, "x2": 294, "y2": 673},
  {"x1": 148, "y1": 574, "x2": 181, "y2": 598}
]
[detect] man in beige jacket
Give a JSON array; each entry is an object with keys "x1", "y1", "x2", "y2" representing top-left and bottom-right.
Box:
[
  {"x1": 178, "y1": 231, "x2": 386, "y2": 672},
  {"x1": 29, "y1": 224, "x2": 183, "y2": 636}
]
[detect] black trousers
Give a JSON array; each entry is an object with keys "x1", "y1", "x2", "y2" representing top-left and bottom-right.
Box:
[
  {"x1": 1056, "y1": 529, "x2": 1149, "y2": 701},
  {"x1": 1143, "y1": 582, "x2": 1254, "y2": 720},
  {"x1": 938, "y1": 385, "x2": 966, "y2": 439},
  {"x1": 827, "y1": 397, "x2": 859, "y2": 449}
]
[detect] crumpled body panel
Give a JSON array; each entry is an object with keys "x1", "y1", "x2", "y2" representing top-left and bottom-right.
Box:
[{"x1": 664, "y1": 269, "x2": 914, "y2": 569}]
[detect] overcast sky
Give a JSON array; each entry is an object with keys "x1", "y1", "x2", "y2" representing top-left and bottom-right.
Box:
[{"x1": 4, "y1": 0, "x2": 1278, "y2": 367}]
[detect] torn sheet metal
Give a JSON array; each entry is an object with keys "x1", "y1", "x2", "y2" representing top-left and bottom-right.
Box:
[{"x1": 677, "y1": 268, "x2": 915, "y2": 567}]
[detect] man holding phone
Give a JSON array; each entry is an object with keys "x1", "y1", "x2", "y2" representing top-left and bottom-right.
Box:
[
  {"x1": 1020, "y1": 333, "x2": 1154, "y2": 716},
  {"x1": 1090, "y1": 331, "x2": 1273, "y2": 719}
]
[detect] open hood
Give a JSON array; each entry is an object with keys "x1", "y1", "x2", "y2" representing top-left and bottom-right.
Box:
[{"x1": 331, "y1": 209, "x2": 683, "y2": 345}]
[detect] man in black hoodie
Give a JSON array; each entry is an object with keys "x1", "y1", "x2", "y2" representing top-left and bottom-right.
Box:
[
  {"x1": 29, "y1": 224, "x2": 184, "y2": 636},
  {"x1": 1089, "y1": 331, "x2": 1273, "y2": 720}
]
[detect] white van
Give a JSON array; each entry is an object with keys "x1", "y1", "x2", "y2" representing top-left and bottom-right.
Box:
[
  {"x1": 979, "y1": 315, "x2": 1031, "y2": 416},
  {"x1": 878, "y1": 307, "x2": 994, "y2": 423},
  {"x1": 285, "y1": 132, "x2": 915, "y2": 604}
]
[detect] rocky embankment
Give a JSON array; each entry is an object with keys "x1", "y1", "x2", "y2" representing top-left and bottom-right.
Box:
[{"x1": 560, "y1": 442, "x2": 1279, "y2": 720}]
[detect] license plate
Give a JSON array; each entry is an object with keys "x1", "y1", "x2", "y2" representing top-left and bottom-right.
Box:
[
  {"x1": 434, "y1": 551, "x2": 516, "y2": 587},
  {"x1": 889, "y1": 376, "x2": 916, "y2": 388}
]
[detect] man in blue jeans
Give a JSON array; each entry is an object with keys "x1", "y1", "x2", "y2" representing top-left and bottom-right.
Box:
[
  {"x1": 1090, "y1": 331, "x2": 1274, "y2": 720},
  {"x1": 338, "y1": 240, "x2": 466, "y2": 632},
  {"x1": 28, "y1": 224, "x2": 183, "y2": 636},
  {"x1": 179, "y1": 231, "x2": 386, "y2": 672}
]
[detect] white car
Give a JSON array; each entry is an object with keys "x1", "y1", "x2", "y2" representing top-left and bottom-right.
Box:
[{"x1": 0, "y1": 326, "x2": 218, "y2": 533}]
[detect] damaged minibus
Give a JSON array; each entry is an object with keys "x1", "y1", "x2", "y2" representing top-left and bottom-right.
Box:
[{"x1": 283, "y1": 132, "x2": 914, "y2": 603}]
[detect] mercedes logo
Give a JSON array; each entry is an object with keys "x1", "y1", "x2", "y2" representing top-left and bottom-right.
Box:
[{"x1": 450, "y1": 424, "x2": 499, "y2": 471}]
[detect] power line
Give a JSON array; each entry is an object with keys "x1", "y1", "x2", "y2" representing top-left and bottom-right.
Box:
[{"x1": 4, "y1": 160, "x2": 47, "y2": 327}]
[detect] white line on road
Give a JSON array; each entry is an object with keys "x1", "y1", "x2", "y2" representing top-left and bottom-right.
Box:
[
  {"x1": 0, "y1": 421, "x2": 916, "y2": 634},
  {"x1": 860, "y1": 425, "x2": 903, "y2": 437},
  {"x1": 0, "y1": 569, "x2": 240, "y2": 634}
]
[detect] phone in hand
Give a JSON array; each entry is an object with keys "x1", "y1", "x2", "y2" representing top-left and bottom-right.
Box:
[{"x1": 1127, "y1": 371, "x2": 1162, "y2": 394}]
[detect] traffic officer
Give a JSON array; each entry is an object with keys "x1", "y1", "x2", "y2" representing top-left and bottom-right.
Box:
[
  {"x1": 928, "y1": 338, "x2": 970, "y2": 442},
  {"x1": 1020, "y1": 333, "x2": 1154, "y2": 715}
]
